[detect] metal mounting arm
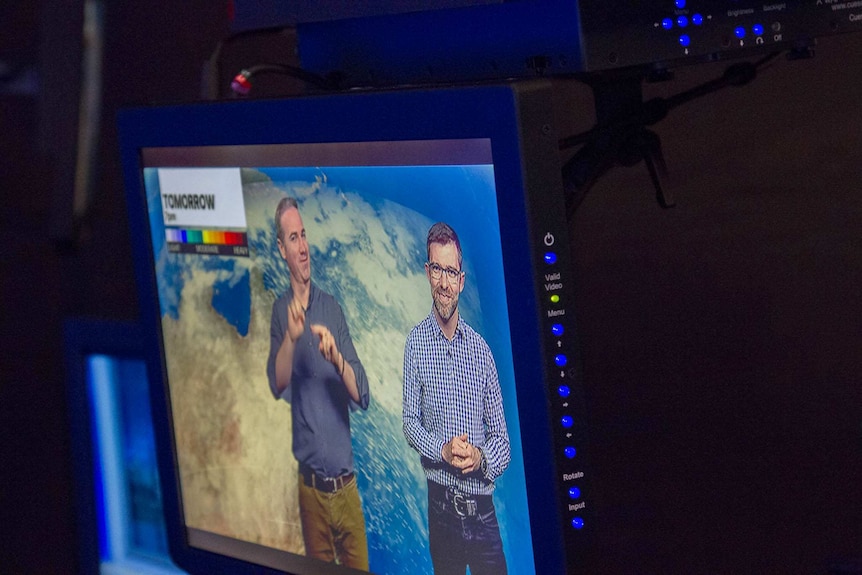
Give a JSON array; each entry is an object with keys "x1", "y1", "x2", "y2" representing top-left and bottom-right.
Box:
[{"x1": 560, "y1": 52, "x2": 781, "y2": 220}]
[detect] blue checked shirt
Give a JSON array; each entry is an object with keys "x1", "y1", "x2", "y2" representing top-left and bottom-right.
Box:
[{"x1": 403, "y1": 311, "x2": 511, "y2": 496}]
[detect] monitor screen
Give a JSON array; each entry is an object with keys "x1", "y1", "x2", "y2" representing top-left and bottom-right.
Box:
[
  {"x1": 64, "y1": 319, "x2": 187, "y2": 575},
  {"x1": 119, "y1": 82, "x2": 590, "y2": 574}
]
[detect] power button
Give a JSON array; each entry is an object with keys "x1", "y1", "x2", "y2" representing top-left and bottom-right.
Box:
[{"x1": 543, "y1": 232, "x2": 555, "y2": 246}]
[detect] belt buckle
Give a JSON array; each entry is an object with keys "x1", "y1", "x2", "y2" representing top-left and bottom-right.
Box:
[
  {"x1": 313, "y1": 474, "x2": 340, "y2": 493},
  {"x1": 324, "y1": 476, "x2": 338, "y2": 492},
  {"x1": 451, "y1": 492, "x2": 477, "y2": 517}
]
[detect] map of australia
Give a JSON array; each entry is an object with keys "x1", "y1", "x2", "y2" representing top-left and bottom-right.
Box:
[
  {"x1": 153, "y1": 167, "x2": 451, "y2": 570},
  {"x1": 147, "y1": 164, "x2": 532, "y2": 574}
]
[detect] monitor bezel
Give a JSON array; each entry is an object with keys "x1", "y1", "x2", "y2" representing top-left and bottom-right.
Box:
[{"x1": 119, "y1": 81, "x2": 582, "y2": 575}]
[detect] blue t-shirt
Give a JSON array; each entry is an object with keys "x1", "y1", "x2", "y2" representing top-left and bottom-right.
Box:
[{"x1": 267, "y1": 282, "x2": 370, "y2": 478}]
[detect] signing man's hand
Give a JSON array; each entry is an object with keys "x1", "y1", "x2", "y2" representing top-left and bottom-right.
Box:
[
  {"x1": 287, "y1": 297, "x2": 306, "y2": 343},
  {"x1": 311, "y1": 324, "x2": 342, "y2": 372}
]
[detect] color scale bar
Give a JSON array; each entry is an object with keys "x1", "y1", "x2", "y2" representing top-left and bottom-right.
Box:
[{"x1": 166, "y1": 228, "x2": 247, "y2": 246}]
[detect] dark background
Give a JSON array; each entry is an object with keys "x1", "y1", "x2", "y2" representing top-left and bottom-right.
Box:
[{"x1": 1, "y1": 2, "x2": 860, "y2": 573}]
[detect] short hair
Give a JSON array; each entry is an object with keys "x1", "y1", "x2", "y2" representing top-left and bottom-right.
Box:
[
  {"x1": 274, "y1": 196, "x2": 299, "y2": 243},
  {"x1": 426, "y1": 222, "x2": 462, "y2": 269}
]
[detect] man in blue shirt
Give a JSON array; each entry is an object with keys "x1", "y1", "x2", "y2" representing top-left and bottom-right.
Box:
[
  {"x1": 267, "y1": 196, "x2": 370, "y2": 570},
  {"x1": 403, "y1": 222, "x2": 511, "y2": 575}
]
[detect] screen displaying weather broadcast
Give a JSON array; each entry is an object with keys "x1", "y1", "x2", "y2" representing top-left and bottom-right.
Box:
[
  {"x1": 122, "y1": 83, "x2": 591, "y2": 575},
  {"x1": 140, "y1": 139, "x2": 540, "y2": 574}
]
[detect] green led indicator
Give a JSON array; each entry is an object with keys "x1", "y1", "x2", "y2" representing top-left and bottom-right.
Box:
[{"x1": 550, "y1": 294, "x2": 560, "y2": 304}]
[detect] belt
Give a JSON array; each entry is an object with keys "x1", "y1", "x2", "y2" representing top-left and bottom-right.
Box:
[
  {"x1": 300, "y1": 465, "x2": 355, "y2": 494},
  {"x1": 427, "y1": 480, "x2": 493, "y2": 518}
]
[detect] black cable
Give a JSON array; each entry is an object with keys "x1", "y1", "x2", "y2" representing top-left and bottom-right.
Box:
[
  {"x1": 663, "y1": 51, "x2": 781, "y2": 110},
  {"x1": 203, "y1": 25, "x2": 296, "y2": 99},
  {"x1": 559, "y1": 51, "x2": 782, "y2": 152},
  {"x1": 559, "y1": 51, "x2": 783, "y2": 217},
  {"x1": 230, "y1": 63, "x2": 340, "y2": 96}
]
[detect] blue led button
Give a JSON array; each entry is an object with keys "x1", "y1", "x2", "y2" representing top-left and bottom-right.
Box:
[
  {"x1": 674, "y1": 0, "x2": 686, "y2": 8},
  {"x1": 568, "y1": 486, "x2": 581, "y2": 499},
  {"x1": 564, "y1": 446, "x2": 577, "y2": 459},
  {"x1": 735, "y1": 26, "x2": 746, "y2": 38},
  {"x1": 557, "y1": 384, "x2": 571, "y2": 398},
  {"x1": 662, "y1": 17, "x2": 673, "y2": 30},
  {"x1": 551, "y1": 323, "x2": 564, "y2": 337},
  {"x1": 572, "y1": 517, "x2": 585, "y2": 529},
  {"x1": 679, "y1": 34, "x2": 691, "y2": 47},
  {"x1": 554, "y1": 354, "x2": 567, "y2": 367},
  {"x1": 676, "y1": 15, "x2": 689, "y2": 28},
  {"x1": 544, "y1": 252, "x2": 557, "y2": 264},
  {"x1": 753, "y1": 23, "x2": 764, "y2": 36},
  {"x1": 561, "y1": 415, "x2": 573, "y2": 428},
  {"x1": 692, "y1": 13, "x2": 703, "y2": 25}
]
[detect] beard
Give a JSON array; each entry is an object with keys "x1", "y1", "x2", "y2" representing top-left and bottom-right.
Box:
[{"x1": 432, "y1": 285, "x2": 459, "y2": 323}]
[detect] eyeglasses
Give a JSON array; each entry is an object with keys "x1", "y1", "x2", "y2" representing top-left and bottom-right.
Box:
[{"x1": 427, "y1": 262, "x2": 462, "y2": 282}]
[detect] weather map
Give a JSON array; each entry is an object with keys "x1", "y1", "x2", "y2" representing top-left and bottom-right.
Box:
[{"x1": 143, "y1": 164, "x2": 535, "y2": 574}]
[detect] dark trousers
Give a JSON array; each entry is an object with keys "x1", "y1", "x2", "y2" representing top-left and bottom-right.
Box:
[{"x1": 427, "y1": 482, "x2": 508, "y2": 575}]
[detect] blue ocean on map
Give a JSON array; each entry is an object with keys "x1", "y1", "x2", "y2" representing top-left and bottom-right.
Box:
[{"x1": 211, "y1": 265, "x2": 251, "y2": 337}]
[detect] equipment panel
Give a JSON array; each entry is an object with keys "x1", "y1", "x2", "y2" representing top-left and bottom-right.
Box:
[{"x1": 580, "y1": 0, "x2": 862, "y2": 71}]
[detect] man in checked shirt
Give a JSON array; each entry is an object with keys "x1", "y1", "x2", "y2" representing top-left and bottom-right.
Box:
[{"x1": 403, "y1": 221, "x2": 511, "y2": 575}]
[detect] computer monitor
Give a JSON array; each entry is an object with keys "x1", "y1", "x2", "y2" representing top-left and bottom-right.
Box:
[
  {"x1": 119, "y1": 81, "x2": 590, "y2": 574},
  {"x1": 64, "y1": 319, "x2": 187, "y2": 575}
]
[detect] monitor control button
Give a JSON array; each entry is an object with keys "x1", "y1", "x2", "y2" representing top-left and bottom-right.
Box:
[
  {"x1": 572, "y1": 517, "x2": 585, "y2": 529},
  {"x1": 544, "y1": 232, "x2": 555, "y2": 246}
]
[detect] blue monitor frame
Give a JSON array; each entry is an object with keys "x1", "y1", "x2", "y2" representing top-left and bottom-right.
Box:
[
  {"x1": 118, "y1": 81, "x2": 591, "y2": 574},
  {"x1": 64, "y1": 318, "x2": 186, "y2": 575}
]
